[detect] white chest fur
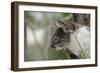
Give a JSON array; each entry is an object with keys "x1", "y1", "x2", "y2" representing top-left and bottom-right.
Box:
[{"x1": 67, "y1": 26, "x2": 90, "y2": 58}]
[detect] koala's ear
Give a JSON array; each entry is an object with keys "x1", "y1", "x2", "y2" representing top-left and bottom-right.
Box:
[
  {"x1": 55, "y1": 21, "x2": 62, "y2": 28},
  {"x1": 70, "y1": 23, "x2": 76, "y2": 31}
]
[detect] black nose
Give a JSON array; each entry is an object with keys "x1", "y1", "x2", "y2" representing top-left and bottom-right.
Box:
[{"x1": 51, "y1": 44, "x2": 55, "y2": 48}]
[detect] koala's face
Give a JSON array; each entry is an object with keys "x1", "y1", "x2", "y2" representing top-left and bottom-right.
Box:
[{"x1": 51, "y1": 20, "x2": 76, "y2": 49}]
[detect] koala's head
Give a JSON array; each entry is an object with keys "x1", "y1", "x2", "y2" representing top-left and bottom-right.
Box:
[{"x1": 51, "y1": 20, "x2": 76, "y2": 49}]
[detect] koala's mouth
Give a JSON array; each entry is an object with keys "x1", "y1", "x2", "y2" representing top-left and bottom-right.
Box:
[{"x1": 51, "y1": 44, "x2": 64, "y2": 50}]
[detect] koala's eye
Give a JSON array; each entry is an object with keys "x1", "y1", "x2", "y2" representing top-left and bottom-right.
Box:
[{"x1": 54, "y1": 36, "x2": 59, "y2": 43}]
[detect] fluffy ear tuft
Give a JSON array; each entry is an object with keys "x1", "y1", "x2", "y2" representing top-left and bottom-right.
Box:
[
  {"x1": 55, "y1": 20, "x2": 63, "y2": 28},
  {"x1": 55, "y1": 20, "x2": 68, "y2": 29}
]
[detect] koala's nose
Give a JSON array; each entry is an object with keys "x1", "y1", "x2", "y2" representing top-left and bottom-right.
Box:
[{"x1": 51, "y1": 44, "x2": 56, "y2": 48}]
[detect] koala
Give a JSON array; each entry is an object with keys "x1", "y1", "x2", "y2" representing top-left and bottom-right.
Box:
[{"x1": 50, "y1": 20, "x2": 80, "y2": 59}]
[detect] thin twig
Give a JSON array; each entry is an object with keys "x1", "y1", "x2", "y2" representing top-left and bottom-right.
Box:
[
  {"x1": 73, "y1": 32, "x2": 86, "y2": 58},
  {"x1": 63, "y1": 48, "x2": 71, "y2": 59}
]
